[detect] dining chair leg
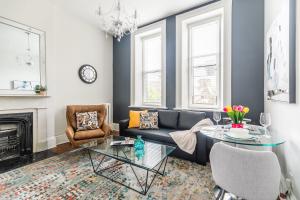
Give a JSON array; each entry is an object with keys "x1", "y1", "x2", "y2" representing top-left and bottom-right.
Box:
[
  {"x1": 213, "y1": 185, "x2": 222, "y2": 199},
  {"x1": 214, "y1": 185, "x2": 226, "y2": 200},
  {"x1": 219, "y1": 189, "x2": 225, "y2": 200}
]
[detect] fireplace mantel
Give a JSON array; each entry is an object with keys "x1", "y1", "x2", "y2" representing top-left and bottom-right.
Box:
[{"x1": 0, "y1": 108, "x2": 55, "y2": 152}]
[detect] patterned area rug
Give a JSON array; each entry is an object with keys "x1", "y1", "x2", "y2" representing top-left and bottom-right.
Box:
[{"x1": 0, "y1": 149, "x2": 214, "y2": 200}]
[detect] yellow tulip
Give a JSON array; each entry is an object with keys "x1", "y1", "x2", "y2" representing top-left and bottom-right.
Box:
[
  {"x1": 224, "y1": 106, "x2": 232, "y2": 112},
  {"x1": 228, "y1": 106, "x2": 233, "y2": 112},
  {"x1": 243, "y1": 107, "x2": 249, "y2": 113}
]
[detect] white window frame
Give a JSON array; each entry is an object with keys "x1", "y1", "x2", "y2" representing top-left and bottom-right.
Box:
[
  {"x1": 141, "y1": 32, "x2": 162, "y2": 106},
  {"x1": 130, "y1": 20, "x2": 167, "y2": 109},
  {"x1": 175, "y1": 0, "x2": 232, "y2": 111},
  {"x1": 188, "y1": 16, "x2": 222, "y2": 109}
]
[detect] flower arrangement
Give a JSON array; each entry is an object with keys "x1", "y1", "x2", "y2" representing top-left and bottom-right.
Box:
[{"x1": 223, "y1": 105, "x2": 250, "y2": 128}]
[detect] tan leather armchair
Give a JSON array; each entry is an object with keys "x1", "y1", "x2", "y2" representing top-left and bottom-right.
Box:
[{"x1": 65, "y1": 104, "x2": 112, "y2": 147}]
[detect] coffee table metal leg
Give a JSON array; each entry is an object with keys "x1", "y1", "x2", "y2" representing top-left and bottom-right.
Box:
[
  {"x1": 161, "y1": 156, "x2": 168, "y2": 176},
  {"x1": 144, "y1": 170, "x2": 149, "y2": 194},
  {"x1": 87, "y1": 150, "x2": 169, "y2": 195},
  {"x1": 87, "y1": 149, "x2": 106, "y2": 173},
  {"x1": 143, "y1": 156, "x2": 168, "y2": 194},
  {"x1": 128, "y1": 163, "x2": 145, "y2": 193}
]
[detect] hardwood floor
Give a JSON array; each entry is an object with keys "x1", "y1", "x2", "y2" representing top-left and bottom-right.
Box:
[
  {"x1": 51, "y1": 142, "x2": 76, "y2": 154},
  {"x1": 0, "y1": 142, "x2": 75, "y2": 174}
]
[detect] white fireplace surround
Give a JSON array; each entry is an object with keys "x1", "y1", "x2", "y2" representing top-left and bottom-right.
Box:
[{"x1": 0, "y1": 107, "x2": 55, "y2": 153}]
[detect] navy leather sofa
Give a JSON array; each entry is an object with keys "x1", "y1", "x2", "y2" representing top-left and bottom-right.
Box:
[{"x1": 119, "y1": 110, "x2": 214, "y2": 165}]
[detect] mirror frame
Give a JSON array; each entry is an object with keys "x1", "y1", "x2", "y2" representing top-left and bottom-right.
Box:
[{"x1": 0, "y1": 16, "x2": 46, "y2": 96}]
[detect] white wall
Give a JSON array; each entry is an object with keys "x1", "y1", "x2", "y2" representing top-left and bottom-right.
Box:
[
  {"x1": 265, "y1": 0, "x2": 300, "y2": 198},
  {"x1": 0, "y1": 0, "x2": 113, "y2": 145},
  {"x1": 52, "y1": 5, "x2": 113, "y2": 143}
]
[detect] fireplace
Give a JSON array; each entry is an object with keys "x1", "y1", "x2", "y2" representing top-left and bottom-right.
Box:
[{"x1": 0, "y1": 113, "x2": 33, "y2": 162}]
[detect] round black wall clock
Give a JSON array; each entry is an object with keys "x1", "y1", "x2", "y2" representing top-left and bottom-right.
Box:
[{"x1": 78, "y1": 64, "x2": 97, "y2": 84}]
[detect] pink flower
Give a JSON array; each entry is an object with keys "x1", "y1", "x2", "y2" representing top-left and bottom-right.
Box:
[
  {"x1": 232, "y1": 105, "x2": 238, "y2": 111},
  {"x1": 237, "y1": 105, "x2": 244, "y2": 112}
]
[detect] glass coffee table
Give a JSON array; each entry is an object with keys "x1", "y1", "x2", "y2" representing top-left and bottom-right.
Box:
[{"x1": 80, "y1": 136, "x2": 176, "y2": 195}]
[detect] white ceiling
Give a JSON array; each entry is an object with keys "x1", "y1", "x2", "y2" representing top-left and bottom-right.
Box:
[{"x1": 52, "y1": 0, "x2": 211, "y2": 27}]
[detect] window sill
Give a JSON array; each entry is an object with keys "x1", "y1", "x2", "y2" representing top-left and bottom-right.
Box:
[
  {"x1": 128, "y1": 105, "x2": 168, "y2": 110},
  {"x1": 173, "y1": 107, "x2": 224, "y2": 112}
]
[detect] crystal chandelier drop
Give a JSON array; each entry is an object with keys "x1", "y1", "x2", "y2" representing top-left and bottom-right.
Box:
[{"x1": 97, "y1": 0, "x2": 138, "y2": 42}]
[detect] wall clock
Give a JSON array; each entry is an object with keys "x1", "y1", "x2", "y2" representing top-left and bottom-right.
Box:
[{"x1": 78, "y1": 64, "x2": 97, "y2": 84}]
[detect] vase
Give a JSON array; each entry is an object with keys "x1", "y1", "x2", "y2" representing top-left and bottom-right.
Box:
[
  {"x1": 134, "y1": 136, "x2": 145, "y2": 160},
  {"x1": 232, "y1": 123, "x2": 244, "y2": 128},
  {"x1": 134, "y1": 135, "x2": 144, "y2": 150},
  {"x1": 39, "y1": 91, "x2": 46, "y2": 96}
]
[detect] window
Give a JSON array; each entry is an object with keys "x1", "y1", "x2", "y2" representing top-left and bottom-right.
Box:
[
  {"x1": 176, "y1": 1, "x2": 231, "y2": 110},
  {"x1": 131, "y1": 20, "x2": 166, "y2": 108},
  {"x1": 142, "y1": 34, "x2": 162, "y2": 105},
  {"x1": 189, "y1": 18, "x2": 220, "y2": 107}
]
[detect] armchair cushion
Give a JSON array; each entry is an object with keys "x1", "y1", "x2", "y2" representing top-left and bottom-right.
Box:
[{"x1": 74, "y1": 129, "x2": 105, "y2": 140}]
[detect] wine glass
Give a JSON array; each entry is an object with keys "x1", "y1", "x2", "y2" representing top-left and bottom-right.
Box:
[
  {"x1": 213, "y1": 112, "x2": 222, "y2": 129},
  {"x1": 260, "y1": 113, "x2": 271, "y2": 137}
]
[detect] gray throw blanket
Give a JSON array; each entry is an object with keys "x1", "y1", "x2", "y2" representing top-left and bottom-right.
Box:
[{"x1": 169, "y1": 118, "x2": 214, "y2": 154}]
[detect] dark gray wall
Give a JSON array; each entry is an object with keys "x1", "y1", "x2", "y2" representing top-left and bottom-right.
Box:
[
  {"x1": 112, "y1": 16, "x2": 177, "y2": 122},
  {"x1": 165, "y1": 16, "x2": 176, "y2": 109},
  {"x1": 231, "y1": 0, "x2": 265, "y2": 122},
  {"x1": 113, "y1": 35, "x2": 131, "y2": 121},
  {"x1": 113, "y1": 0, "x2": 264, "y2": 123}
]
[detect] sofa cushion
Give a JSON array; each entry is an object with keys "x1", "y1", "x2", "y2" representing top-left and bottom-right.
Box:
[
  {"x1": 178, "y1": 111, "x2": 206, "y2": 130},
  {"x1": 123, "y1": 128, "x2": 175, "y2": 144},
  {"x1": 140, "y1": 112, "x2": 159, "y2": 129},
  {"x1": 74, "y1": 129, "x2": 105, "y2": 140},
  {"x1": 158, "y1": 110, "x2": 179, "y2": 129},
  {"x1": 128, "y1": 110, "x2": 147, "y2": 128}
]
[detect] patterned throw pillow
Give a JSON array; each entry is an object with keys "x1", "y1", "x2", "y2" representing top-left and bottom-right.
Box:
[
  {"x1": 76, "y1": 111, "x2": 99, "y2": 131},
  {"x1": 139, "y1": 112, "x2": 159, "y2": 130}
]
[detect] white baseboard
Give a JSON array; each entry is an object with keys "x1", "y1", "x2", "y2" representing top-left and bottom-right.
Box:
[
  {"x1": 56, "y1": 133, "x2": 68, "y2": 145},
  {"x1": 35, "y1": 136, "x2": 56, "y2": 152},
  {"x1": 34, "y1": 134, "x2": 68, "y2": 152},
  {"x1": 47, "y1": 136, "x2": 57, "y2": 149},
  {"x1": 36, "y1": 141, "x2": 48, "y2": 152}
]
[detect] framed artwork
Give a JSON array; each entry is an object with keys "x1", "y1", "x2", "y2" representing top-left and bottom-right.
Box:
[
  {"x1": 13, "y1": 80, "x2": 39, "y2": 91},
  {"x1": 265, "y1": 0, "x2": 296, "y2": 103}
]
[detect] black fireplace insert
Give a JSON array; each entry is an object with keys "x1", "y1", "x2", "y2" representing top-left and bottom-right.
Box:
[{"x1": 0, "y1": 112, "x2": 33, "y2": 162}]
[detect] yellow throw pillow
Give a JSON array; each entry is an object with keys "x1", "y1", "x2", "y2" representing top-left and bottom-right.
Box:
[{"x1": 128, "y1": 110, "x2": 147, "y2": 128}]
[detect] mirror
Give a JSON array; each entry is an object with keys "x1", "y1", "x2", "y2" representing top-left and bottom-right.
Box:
[{"x1": 0, "y1": 17, "x2": 46, "y2": 95}]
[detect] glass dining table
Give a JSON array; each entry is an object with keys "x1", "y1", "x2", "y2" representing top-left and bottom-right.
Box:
[{"x1": 200, "y1": 124, "x2": 285, "y2": 147}]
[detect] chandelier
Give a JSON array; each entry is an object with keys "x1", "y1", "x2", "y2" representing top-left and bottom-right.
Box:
[{"x1": 97, "y1": 0, "x2": 138, "y2": 41}]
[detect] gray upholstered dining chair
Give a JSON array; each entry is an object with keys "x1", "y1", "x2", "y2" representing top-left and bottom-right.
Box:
[{"x1": 210, "y1": 142, "x2": 281, "y2": 200}]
